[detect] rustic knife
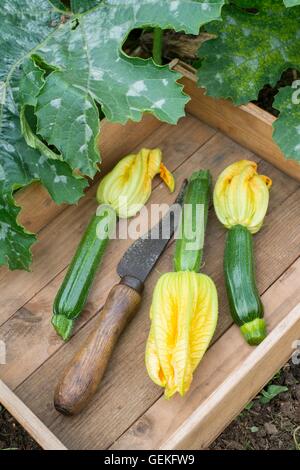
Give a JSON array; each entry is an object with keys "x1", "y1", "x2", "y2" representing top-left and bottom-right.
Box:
[{"x1": 54, "y1": 181, "x2": 187, "y2": 416}]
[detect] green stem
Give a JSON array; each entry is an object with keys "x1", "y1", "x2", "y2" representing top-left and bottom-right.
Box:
[
  {"x1": 152, "y1": 28, "x2": 163, "y2": 65},
  {"x1": 173, "y1": 170, "x2": 211, "y2": 273}
]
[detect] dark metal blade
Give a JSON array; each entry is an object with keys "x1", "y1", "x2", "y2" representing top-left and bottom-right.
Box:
[{"x1": 117, "y1": 180, "x2": 187, "y2": 283}]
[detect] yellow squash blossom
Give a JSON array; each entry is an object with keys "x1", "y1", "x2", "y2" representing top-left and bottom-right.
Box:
[
  {"x1": 145, "y1": 271, "x2": 218, "y2": 398},
  {"x1": 213, "y1": 160, "x2": 272, "y2": 234},
  {"x1": 97, "y1": 148, "x2": 174, "y2": 218}
]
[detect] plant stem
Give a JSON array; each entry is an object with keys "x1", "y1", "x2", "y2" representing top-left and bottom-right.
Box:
[{"x1": 152, "y1": 28, "x2": 163, "y2": 65}]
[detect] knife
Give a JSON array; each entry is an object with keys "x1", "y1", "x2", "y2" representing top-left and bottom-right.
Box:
[{"x1": 54, "y1": 181, "x2": 187, "y2": 416}]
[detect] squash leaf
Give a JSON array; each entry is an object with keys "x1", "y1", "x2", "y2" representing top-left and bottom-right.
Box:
[
  {"x1": 71, "y1": 0, "x2": 103, "y2": 13},
  {"x1": 273, "y1": 86, "x2": 300, "y2": 162},
  {"x1": 198, "y1": 0, "x2": 300, "y2": 164},
  {"x1": 0, "y1": 0, "x2": 88, "y2": 270},
  {"x1": 1, "y1": 0, "x2": 225, "y2": 270},
  {"x1": 33, "y1": 0, "x2": 225, "y2": 177},
  {"x1": 284, "y1": 0, "x2": 300, "y2": 6},
  {"x1": 198, "y1": 0, "x2": 300, "y2": 105}
]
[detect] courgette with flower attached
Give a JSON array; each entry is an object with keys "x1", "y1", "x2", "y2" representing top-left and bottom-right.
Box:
[
  {"x1": 214, "y1": 160, "x2": 272, "y2": 345},
  {"x1": 145, "y1": 170, "x2": 218, "y2": 398},
  {"x1": 52, "y1": 148, "x2": 174, "y2": 341}
]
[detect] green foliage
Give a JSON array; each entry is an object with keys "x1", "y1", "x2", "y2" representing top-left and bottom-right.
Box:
[
  {"x1": 71, "y1": 0, "x2": 102, "y2": 13},
  {"x1": 198, "y1": 0, "x2": 300, "y2": 104},
  {"x1": 273, "y1": 85, "x2": 300, "y2": 162},
  {"x1": 198, "y1": 0, "x2": 300, "y2": 165},
  {"x1": 0, "y1": 0, "x2": 88, "y2": 270},
  {"x1": 1, "y1": 0, "x2": 225, "y2": 270},
  {"x1": 284, "y1": 0, "x2": 300, "y2": 6},
  {"x1": 259, "y1": 384, "x2": 288, "y2": 404}
]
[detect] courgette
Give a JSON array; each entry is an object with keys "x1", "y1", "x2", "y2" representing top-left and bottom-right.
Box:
[
  {"x1": 174, "y1": 170, "x2": 211, "y2": 272},
  {"x1": 52, "y1": 207, "x2": 116, "y2": 341},
  {"x1": 224, "y1": 224, "x2": 266, "y2": 346},
  {"x1": 145, "y1": 169, "x2": 218, "y2": 398}
]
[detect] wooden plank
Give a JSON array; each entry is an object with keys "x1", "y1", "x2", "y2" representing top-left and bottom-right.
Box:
[
  {"x1": 173, "y1": 62, "x2": 300, "y2": 182},
  {"x1": 0, "y1": 380, "x2": 66, "y2": 450},
  {"x1": 163, "y1": 305, "x2": 300, "y2": 450},
  {"x1": 13, "y1": 135, "x2": 299, "y2": 450},
  {"x1": 0, "y1": 115, "x2": 215, "y2": 327},
  {"x1": 2, "y1": 130, "x2": 228, "y2": 390},
  {"x1": 111, "y1": 258, "x2": 300, "y2": 450},
  {"x1": 0, "y1": 114, "x2": 162, "y2": 284}
]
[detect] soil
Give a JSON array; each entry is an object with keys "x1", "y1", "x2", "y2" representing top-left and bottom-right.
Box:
[
  {"x1": 211, "y1": 360, "x2": 300, "y2": 451},
  {"x1": 0, "y1": 406, "x2": 40, "y2": 450},
  {"x1": 1, "y1": 359, "x2": 299, "y2": 451}
]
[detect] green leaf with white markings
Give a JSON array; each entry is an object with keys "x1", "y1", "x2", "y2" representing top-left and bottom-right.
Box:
[
  {"x1": 198, "y1": 0, "x2": 300, "y2": 105},
  {"x1": 0, "y1": 0, "x2": 87, "y2": 270},
  {"x1": 33, "y1": 0, "x2": 225, "y2": 177},
  {"x1": 273, "y1": 86, "x2": 300, "y2": 162},
  {"x1": 197, "y1": 0, "x2": 300, "y2": 164},
  {"x1": 284, "y1": 0, "x2": 300, "y2": 6},
  {"x1": 1, "y1": 0, "x2": 226, "y2": 270},
  {"x1": 71, "y1": 0, "x2": 103, "y2": 13}
]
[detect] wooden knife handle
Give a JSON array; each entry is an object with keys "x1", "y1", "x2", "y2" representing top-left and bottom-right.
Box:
[{"x1": 54, "y1": 276, "x2": 144, "y2": 416}]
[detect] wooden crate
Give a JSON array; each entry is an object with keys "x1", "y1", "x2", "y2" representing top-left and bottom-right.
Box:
[{"x1": 0, "y1": 63, "x2": 299, "y2": 450}]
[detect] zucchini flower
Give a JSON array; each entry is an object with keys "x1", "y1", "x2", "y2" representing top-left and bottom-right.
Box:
[
  {"x1": 213, "y1": 160, "x2": 272, "y2": 234},
  {"x1": 145, "y1": 170, "x2": 218, "y2": 398},
  {"x1": 146, "y1": 271, "x2": 218, "y2": 398},
  {"x1": 214, "y1": 160, "x2": 272, "y2": 346},
  {"x1": 97, "y1": 148, "x2": 174, "y2": 218}
]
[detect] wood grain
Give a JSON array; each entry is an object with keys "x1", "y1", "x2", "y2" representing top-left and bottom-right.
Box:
[
  {"x1": 2, "y1": 67, "x2": 299, "y2": 451},
  {"x1": 0, "y1": 115, "x2": 215, "y2": 327},
  {"x1": 12, "y1": 132, "x2": 299, "y2": 450},
  {"x1": 174, "y1": 62, "x2": 300, "y2": 182},
  {"x1": 0, "y1": 380, "x2": 66, "y2": 450},
  {"x1": 163, "y1": 303, "x2": 300, "y2": 450},
  {"x1": 1, "y1": 133, "x2": 252, "y2": 389},
  {"x1": 112, "y1": 257, "x2": 300, "y2": 450},
  {"x1": 54, "y1": 278, "x2": 143, "y2": 416}
]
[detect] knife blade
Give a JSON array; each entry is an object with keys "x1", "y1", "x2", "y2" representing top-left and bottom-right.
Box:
[
  {"x1": 54, "y1": 181, "x2": 187, "y2": 416},
  {"x1": 117, "y1": 179, "x2": 187, "y2": 283}
]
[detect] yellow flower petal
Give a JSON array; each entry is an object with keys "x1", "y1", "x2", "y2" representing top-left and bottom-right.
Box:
[
  {"x1": 97, "y1": 148, "x2": 174, "y2": 218},
  {"x1": 214, "y1": 160, "x2": 272, "y2": 233},
  {"x1": 145, "y1": 271, "x2": 218, "y2": 398},
  {"x1": 160, "y1": 163, "x2": 175, "y2": 192}
]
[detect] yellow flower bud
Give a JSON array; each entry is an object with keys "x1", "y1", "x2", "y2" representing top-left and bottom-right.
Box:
[
  {"x1": 96, "y1": 148, "x2": 174, "y2": 218},
  {"x1": 145, "y1": 271, "x2": 218, "y2": 398},
  {"x1": 213, "y1": 160, "x2": 272, "y2": 234}
]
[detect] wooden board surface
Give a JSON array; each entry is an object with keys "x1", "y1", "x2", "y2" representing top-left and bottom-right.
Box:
[
  {"x1": 112, "y1": 258, "x2": 300, "y2": 450},
  {"x1": 0, "y1": 380, "x2": 66, "y2": 450},
  {"x1": 0, "y1": 110, "x2": 298, "y2": 449}
]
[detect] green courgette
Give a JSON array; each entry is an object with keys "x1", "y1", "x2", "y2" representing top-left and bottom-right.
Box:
[
  {"x1": 174, "y1": 170, "x2": 211, "y2": 273},
  {"x1": 52, "y1": 207, "x2": 116, "y2": 341},
  {"x1": 224, "y1": 224, "x2": 266, "y2": 346}
]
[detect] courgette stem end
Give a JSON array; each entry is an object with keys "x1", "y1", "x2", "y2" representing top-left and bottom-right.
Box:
[
  {"x1": 51, "y1": 315, "x2": 74, "y2": 342},
  {"x1": 240, "y1": 318, "x2": 267, "y2": 346}
]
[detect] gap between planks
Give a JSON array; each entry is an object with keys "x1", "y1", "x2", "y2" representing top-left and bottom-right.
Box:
[
  {"x1": 109, "y1": 249, "x2": 300, "y2": 450},
  {"x1": 0, "y1": 115, "x2": 217, "y2": 329},
  {"x1": 110, "y1": 258, "x2": 300, "y2": 450},
  {"x1": 0, "y1": 380, "x2": 66, "y2": 450},
  {"x1": 11, "y1": 139, "x2": 300, "y2": 450},
  {"x1": 4, "y1": 131, "x2": 259, "y2": 390}
]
